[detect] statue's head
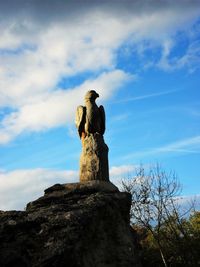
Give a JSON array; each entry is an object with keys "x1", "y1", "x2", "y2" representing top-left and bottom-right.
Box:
[{"x1": 84, "y1": 90, "x2": 99, "y2": 101}]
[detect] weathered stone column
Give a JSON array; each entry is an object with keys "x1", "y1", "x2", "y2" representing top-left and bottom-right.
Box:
[
  {"x1": 75, "y1": 90, "x2": 110, "y2": 182},
  {"x1": 80, "y1": 133, "x2": 109, "y2": 182}
]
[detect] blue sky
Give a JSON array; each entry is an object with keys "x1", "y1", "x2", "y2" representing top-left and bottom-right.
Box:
[{"x1": 0, "y1": 0, "x2": 200, "y2": 210}]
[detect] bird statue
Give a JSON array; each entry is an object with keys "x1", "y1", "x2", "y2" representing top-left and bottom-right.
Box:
[
  {"x1": 75, "y1": 90, "x2": 105, "y2": 140},
  {"x1": 75, "y1": 90, "x2": 109, "y2": 182}
]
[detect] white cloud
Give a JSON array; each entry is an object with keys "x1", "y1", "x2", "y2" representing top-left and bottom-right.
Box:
[
  {"x1": 1, "y1": 4, "x2": 199, "y2": 107},
  {"x1": 0, "y1": 164, "x2": 137, "y2": 210},
  {"x1": 0, "y1": 15, "x2": 134, "y2": 108},
  {"x1": 0, "y1": 164, "x2": 199, "y2": 211},
  {"x1": 0, "y1": 70, "x2": 133, "y2": 144},
  {"x1": 114, "y1": 88, "x2": 181, "y2": 103},
  {"x1": 158, "y1": 40, "x2": 200, "y2": 72},
  {"x1": 110, "y1": 164, "x2": 136, "y2": 187},
  {"x1": 110, "y1": 164, "x2": 135, "y2": 178},
  {"x1": 124, "y1": 135, "x2": 200, "y2": 160},
  {"x1": 156, "y1": 135, "x2": 200, "y2": 153},
  {"x1": 0, "y1": 1, "x2": 199, "y2": 143},
  {"x1": 0, "y1": 168, "x2": 78, "y2": 210},
  {"x1": 168, "y1": 195, "x2": 200, "y2": 217}
]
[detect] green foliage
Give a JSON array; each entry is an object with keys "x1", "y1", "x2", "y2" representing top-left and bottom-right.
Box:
[
  {"x1": 133, "y1": 213, "x2": 200, "y2": 267},
  {"x1": 121, "y1": 164, "x2": 200, "y2": 267},
  {"x1": 189, "y1": 211, "x2": 200, "y2": 232}
]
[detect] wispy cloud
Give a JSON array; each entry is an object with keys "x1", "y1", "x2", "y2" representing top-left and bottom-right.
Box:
[
  {"x1": 0, "y1": 164, "x2": 138, "y2": 210},
  {"x1": 113, "y1": 88, "x2": 181, "y2": 104},
  {"x1": 109, "y1": 164, "x2": 137, "y2": 188},
  {"x1": 125, "y1": 135, "x2": 200, "y2": 160},
  {"x1": 109, "y1": 113, "x2": 130, "y2": 122},
  {"x1": 0, "y1": 1, "x2": 199, "y2": 144},
  {"x1": 0, "y1": 168, "x2": 79, "y2": 210},
  {"x1": 0, "y1": 70, "x2": 133, "y2": 144},
  {"x1": 156, "y1": 136, "x2": 200, "y2": 153},
  {"x1": 174, "y1": 194, "x2": 200, "y2": 215},
  {"x1": 158, "y1": 40, "x2": 200, "y2": 73},
  {"x1": 110, "y1": 164, "x2": 136, "y2": 178}
]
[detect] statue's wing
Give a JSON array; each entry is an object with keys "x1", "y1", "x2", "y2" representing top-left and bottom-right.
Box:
[
  {"x1": 99, "y1": 105, "x2": 105, "y2": 135},
  {"x1": 75, "y1": 105, "x2": 86, "y2": 138}
]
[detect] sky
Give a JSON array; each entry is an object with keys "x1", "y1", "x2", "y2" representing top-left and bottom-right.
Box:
[{"x1": 0, "y1": 0, "x2": 200, "y2": 210}]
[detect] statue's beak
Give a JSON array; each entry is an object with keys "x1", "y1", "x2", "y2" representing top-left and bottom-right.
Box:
[{"x1": 96, "y1": 93, "x2": 99, "y2": 98}]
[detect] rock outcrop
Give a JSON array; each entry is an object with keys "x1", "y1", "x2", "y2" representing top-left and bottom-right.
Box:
[{"x1": 0, "y1": 181, "x2": 141, "y2": 267}]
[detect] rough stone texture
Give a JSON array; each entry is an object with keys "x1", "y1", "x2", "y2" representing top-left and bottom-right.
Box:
[
  {"x1": 0, "y1": 181, "x2": 141, "y2": 267},
  {"x1": 76, "y1": 90, "x2": 109, "y2": 183},
  {"x1": 80, "y1": 133, "x2": 109, "y2": 182}
]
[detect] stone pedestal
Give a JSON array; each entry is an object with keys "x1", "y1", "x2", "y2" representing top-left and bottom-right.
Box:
[{"x1": 80, "y1": 133, "x2": 109, "y2": 182}]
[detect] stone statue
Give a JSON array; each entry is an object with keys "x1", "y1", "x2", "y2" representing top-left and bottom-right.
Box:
[{"x1": 75, "y1": 90, "x2": 109, "y2": 182}]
